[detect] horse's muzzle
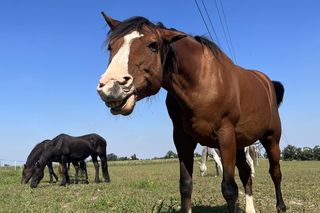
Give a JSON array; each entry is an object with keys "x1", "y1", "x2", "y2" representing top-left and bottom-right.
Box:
[{"x1": 97, "y1": 79, "x2": 136, "y2": 115}]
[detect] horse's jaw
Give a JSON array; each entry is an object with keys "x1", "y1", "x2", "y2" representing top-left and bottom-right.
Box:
[{"x1": 109, "y1": 94, "x2": 136, "y2": 116}]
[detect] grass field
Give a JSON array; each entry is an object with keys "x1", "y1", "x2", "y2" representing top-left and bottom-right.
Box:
[{"x1": 0, "y1": 159, "x2": 319, "y2": 212}]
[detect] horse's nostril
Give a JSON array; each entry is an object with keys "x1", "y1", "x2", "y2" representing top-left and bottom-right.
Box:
[
  {"x1": 97, "y1": 82, "x2": 105, "y2": 91},
  {"x1": 123, "y1": 75, "x2": 133, "y2": 84},
  {"x1": 124, "y1": 76, "x2": 131, "y2": 81}
]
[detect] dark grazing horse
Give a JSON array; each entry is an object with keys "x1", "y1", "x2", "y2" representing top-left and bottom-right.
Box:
[
  {"x1": 22, "y1": 140, "x2": 58, "y2": 184},
  {"x1": 22, "y1": 139, "x2": 87, "y2": 184},
  {"x1": 96, "y1": 13, "x2": 286, "y2": 213},
  {"x1": 30, "y1": 133, "x2": 110, "y2": 188}
]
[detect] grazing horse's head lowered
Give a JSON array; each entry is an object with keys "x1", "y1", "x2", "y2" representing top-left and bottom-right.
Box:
[
  {"x1": 97, "y1": 13, "x2": 286, "y2": 213},
  {"x1": 97, "y1": 13, "x2": 186, "y2": 115}
]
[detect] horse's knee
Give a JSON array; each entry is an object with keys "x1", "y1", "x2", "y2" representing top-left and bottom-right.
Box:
[
  {"x1": 221, "y1": 179, "x2": 238, "y2": 202},
  {"x1": 180, "y1": 179, "x2": 192, "y2": 197}
]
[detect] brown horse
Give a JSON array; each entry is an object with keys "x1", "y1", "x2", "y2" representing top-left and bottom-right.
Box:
[{"x1": 97, "y1": 13, "x2": 286, "y2": 213}]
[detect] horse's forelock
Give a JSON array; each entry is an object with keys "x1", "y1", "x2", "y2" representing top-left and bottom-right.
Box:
[{"x1": 107, "y1": 16, "x2": 158, "y2": 42}]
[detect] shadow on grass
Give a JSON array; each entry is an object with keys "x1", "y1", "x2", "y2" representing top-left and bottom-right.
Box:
[
  {"x1": 193, "y1": 204, "x2": 245, "y2": 213},
  {"x1": 162, "y1": 204, "x2": 244, "y2": 213}
]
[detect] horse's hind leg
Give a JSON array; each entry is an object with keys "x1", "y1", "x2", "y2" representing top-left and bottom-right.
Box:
[
  {"x1": 260, "y1": 134, "x2": 286, "y2": 213},
  {"x1": 236, "y1": 148, "x2": 256, "y2": 213},
  {"x1": 99, "y1": 155, "x2": 110, "y2": 182},
  {"x1": 92, "y1": 155, "x2": 100, "y2": 183},
  {"x1": 60, "y1": 156, "x2": 69, "y2": 186},
  {"x1": 72, "y1": 162, "x2": 80, "y2": 184},
  {"x1": 80, "y1": 161, "x2": 89, "y2": 184},
  {"x1": 51, "y1": 165, "x2": 59, "y2": 182},
  {"x1": 245, "y1": 147, "x2": 255, "y2": 177}
]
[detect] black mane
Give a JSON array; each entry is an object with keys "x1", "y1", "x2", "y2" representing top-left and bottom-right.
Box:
[
  {"x1": 108, "y1": 16, "x2": 158, "y2": 42},
  {"x1": 25, "y1": 140, "x2": 50, "y2": 167},
  {"x1": 194, "y1": 35, "x2": 221, "y2": 58}
]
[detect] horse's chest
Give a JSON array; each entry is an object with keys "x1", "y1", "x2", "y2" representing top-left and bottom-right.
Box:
[{"x1": 183, "y1": 117, "x2": 219, "y2": 147}]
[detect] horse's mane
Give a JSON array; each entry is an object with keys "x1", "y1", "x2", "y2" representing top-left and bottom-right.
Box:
[
  {"x1": 25, "y1": 140, "x2": 50, "y2": 166},
  {"x1": 194, "y1": 35, "x2": 221, "y2": 58},
  {"x1": 108, "y1": 16, "x2": 158, "y2": 42}
]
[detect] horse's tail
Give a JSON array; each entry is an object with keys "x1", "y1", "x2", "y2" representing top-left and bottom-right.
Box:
[{"x1": 272, "y1": 81, "x2": 284, "y2": 107}]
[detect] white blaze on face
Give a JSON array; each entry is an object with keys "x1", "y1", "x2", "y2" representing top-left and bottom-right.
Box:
[
  {"x1": 245, "y1": 194, "x2": 256, "y2": 213},
  {"x1": 101, "y1": 31, "x2": 144, "y2": 82}
]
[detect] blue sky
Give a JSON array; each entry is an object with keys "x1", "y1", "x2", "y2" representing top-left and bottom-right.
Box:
[{"x1": 1, "y1": 0, "x2": 319, "y2": 163}]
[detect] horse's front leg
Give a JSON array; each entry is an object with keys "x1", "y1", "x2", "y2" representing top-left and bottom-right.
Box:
[
  {"x1": 173, "y1": 127, "x2": 197, "y2": 213},
  {"x1": 60, "y1": 156, "x2": 68, "y2": 186},
  {"x1": 47, "y1": 163, "x2": 54, "y2": 183},
  {"x1": 218, "y1": 121, "x2": 238, "y2": 213}
]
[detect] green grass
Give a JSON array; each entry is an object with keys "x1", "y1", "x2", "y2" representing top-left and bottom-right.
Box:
[{"x1": 0, "y1": 159, "x2": 319, "y2": 212}]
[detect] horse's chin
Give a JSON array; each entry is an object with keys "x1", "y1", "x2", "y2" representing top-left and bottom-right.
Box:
[{"x1": 109, "y1": 94, "x2": 136, "y2": 116}]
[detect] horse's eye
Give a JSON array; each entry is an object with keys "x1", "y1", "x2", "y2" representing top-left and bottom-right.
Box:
[
  {"x1": 148, "y1": 41, "x2": 159, "y2": 52},
  {"x1": 107, "y1": 44, "x2": 112, "y2": 51}
]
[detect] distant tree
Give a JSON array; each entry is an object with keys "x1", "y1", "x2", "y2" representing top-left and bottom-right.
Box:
[
  {"x1": 164, "y1": 150, "x2": 178, "y2": 159},
  {"x1": 295, "y1": 147, "x2": 302, "y2": 160},
  {"x1": 282, "y1": 145, "x2": 297, "y2": 160},
  {"x1": 194, "y1": 152, "x2": 201, "y2": 158},
  {"x1": 118, "y1": 156, "x2": 129, "y2": 161},
  {"x1": 300, "y1": 147, "x2": 313, "y2": 161},
  {"x1": 131, "y1": 154, "x2": 138, "y2": 160},
  {"x1": 107, "y1": 153, "x2": 118, "y2": 161},
  {"x1": 313, "y1": 145, "x2": 320, "y2": 160}
]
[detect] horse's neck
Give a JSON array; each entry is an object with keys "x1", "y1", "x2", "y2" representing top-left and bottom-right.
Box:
[
  {"x1": 163, "y1": 37, "x2": 229, "y2": 110},
  {"x1": 38, "y1": 144, "x2": 55, "y2": 167},
  {"x1": 26, "y1": 144, "x2": 44, "y2": 166}
]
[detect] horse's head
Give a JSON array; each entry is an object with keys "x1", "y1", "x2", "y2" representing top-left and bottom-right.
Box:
[
  {"x1": 21, "y1": 164, "x2": 35, "y2": 184},
  {"x1": 30, "y1": 161, "x2": 45, "y2": 188},
  {"x1": 97, "y1": 13, "x2": 186, "y2": 115}
]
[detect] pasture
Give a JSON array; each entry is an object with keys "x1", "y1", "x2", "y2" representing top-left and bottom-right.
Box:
[{"x1": 0, "y1": 159, "x2": 319, "y2": 212}]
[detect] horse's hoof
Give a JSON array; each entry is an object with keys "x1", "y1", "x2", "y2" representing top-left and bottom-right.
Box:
[{"x1": 277, "y1": 204, "x2": 287, "y2": 213}]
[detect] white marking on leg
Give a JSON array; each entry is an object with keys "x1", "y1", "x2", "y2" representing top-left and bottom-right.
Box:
[
  {"x1": 245, "y1": 147, "x2": 255, "y2": 177},
  {"x1": 209, "y1": 148, "x2": 223, "y2": 173},
  {"x1": 245, "y1": 194, "x2": 256, "y2": 213}
]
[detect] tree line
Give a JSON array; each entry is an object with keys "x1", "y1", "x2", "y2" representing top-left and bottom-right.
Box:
[
  {"x1": 282, "y1": 145, "x2": 320, "y2": 161},
  {"x1": 106, "y1": 145, "x2": 320, "y2": 161}
]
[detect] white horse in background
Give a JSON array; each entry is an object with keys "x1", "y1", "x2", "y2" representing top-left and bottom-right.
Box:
[{"x1": 199, "y1": 145, "x2": 258, "y2": 177}]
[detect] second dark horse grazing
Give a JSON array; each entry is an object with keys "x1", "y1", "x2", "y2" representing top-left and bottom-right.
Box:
[
  {"x1": 22, "y1": 139, "x2": 87, "y2": 184},
  {"x1": 22, "y1": 140, "x2": 59, "y2": 184},
  {"x1": 30, "y1": 133, "x2": 110, "y2": 188},
  {"x1": 97, "y1": 13, "x2": 286, "y2": 213}
]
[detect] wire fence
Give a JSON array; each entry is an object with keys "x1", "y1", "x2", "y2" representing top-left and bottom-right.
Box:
[{"x1": 0, "y1": 158, "x2": 26, "y2": 170}]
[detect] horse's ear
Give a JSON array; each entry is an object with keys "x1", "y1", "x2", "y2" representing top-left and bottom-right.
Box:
[
  {"x1": 101, "y1": 12, "x2": 120, "y2": 30},
  {"x1": 161, "y1": 29, "x2": 187, "y2": 44}
]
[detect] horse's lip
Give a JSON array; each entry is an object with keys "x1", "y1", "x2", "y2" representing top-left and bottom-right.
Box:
[{"x1": 109, "y1": 94, "x2": 136, "y2": 115}]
